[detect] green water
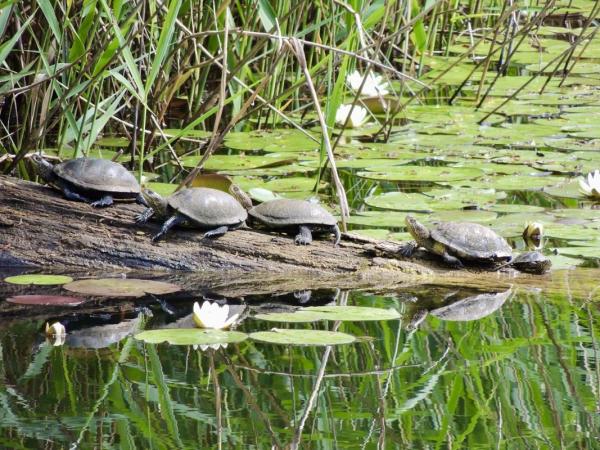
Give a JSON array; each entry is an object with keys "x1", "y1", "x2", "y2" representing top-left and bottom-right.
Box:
[{"x1": 0, "y1": 278, "x2": 599, "y2": 449}]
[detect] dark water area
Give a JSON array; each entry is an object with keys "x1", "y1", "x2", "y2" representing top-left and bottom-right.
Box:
[{"x1": 0, "y1": 270, "x2": 599, "y2": 449}]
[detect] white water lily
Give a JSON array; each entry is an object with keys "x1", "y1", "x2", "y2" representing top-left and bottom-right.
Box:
[
  {"x1": 335, "y1": 104, "x2": 368, "y2": 128},
  {"x1": 45, "y1": 321, "x2": 66, "y2": 337},
  {"x1": 579, "y1": 170, "x2": 600, "y2": 199},
  {"x1": 193, "y1": 301, "x2": 239, "y2": 329},
  {"x1": 193, "y1": 343, "x2": 229, "y2": 351},
  {"x1": 347, "y1": 70, "x2": 389, "y2": 97},
  {"x1": 523, "y1": 222, "x2": 543, "y2": 240}
]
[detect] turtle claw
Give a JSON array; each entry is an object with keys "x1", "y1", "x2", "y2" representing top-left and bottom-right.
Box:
[
  {"x1": 400, "y1": 242, "x2": 418, "y2": 258},
  {"x1": 90, "y1": 195, "x2": 114, "y2": 208},
  {"x1": 294, "y1": 225, "x2": 313, "y2": 245},
  {"x1": 294, "y1": 236, "x2": 311, "y2": 245}
]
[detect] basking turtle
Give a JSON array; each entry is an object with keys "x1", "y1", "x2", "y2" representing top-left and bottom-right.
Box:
[
  {"x1": 401, "y1": 215, "x2": 512, "y2": 268},
  {"x1": 402, "y1": 215, "x2": 552, "y2": 273},
  {"x1": 31, "y1": 155, "x2": 145, "y2": 207},
  {"x1": 248, "y1": 199, "x2": 340, "y2": 245},
  {"x1": 505, "y1": 250, "x2": 551, "y2": 274},
  {"x1": 136, "y1": 187, "x2": 248, "y2": 242}
]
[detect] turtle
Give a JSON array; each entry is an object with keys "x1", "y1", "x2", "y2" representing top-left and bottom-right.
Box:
[
  {"x1": 136, "y1": 187, "x2": 248, "y2": 242},
  {"x1": 31, "y1": 155, "x2": 145, "y2": 207},
  {"x1": 402, "y1": 215, "x2": 553, "y2": 274},
  {"x1": 504, "y1": 250, "x2": 551, "y2": 274},
  {"x1": 248, "y1": 198, "x2": 340, "y2": 245},
  {"x1": 401, "y1": 215, "x2": 512, "y2": 268}
]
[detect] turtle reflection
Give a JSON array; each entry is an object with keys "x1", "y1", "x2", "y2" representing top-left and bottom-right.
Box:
[
  {"x1": 405, "y1": 287, "x2": 512, "y2": 328},
  {"x1": 62, "y1": 315, "x2": 143, "y2": 349}
]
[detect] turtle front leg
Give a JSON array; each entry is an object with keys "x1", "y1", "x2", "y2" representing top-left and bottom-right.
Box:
[
  {"x1": 136, "y1": 208, "x2": 155, "y2": 224},
  {"x1": 441, "y1": 252, "x2": 464, "y2": 269},
  {"x1": 295, "y1": 225, "x2": 313, "y2": 245},
  {"x1": 331, "y1": 224, "x2": 341, "y2": 246},
  {"x1": 152, "y1": 214, "x2": 186, "y2": 242},
  {"x1": 202, "y1": 226, "x2": 229, "y2": 239},
  {"x1": 135, "y1": 193, "x2": 149, "y2": 208},
  {"x1": 90, "y1": 194, "x2": 114, "y2": 208},
  {"x1": 400, "y1": 241, "x2": 419, "y2": 257}
]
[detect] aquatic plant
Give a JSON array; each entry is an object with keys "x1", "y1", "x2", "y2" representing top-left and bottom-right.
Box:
[
  {"x1": 346, "y1": 70, "x2": 389, "y2": 97},
  {"x1": 579, "y1": 170, "x2": 600, "y2": 199},
  {"x1": 193, "y1": 301, "x2": 240, "y2": 330},
  {"x1": 335, "y1": 104, "x2": 369, "y2": 128}
]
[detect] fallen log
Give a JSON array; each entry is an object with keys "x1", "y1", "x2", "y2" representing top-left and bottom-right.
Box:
[{"x1": 0, "y1": 175, "x2": 430, "y2": 280}]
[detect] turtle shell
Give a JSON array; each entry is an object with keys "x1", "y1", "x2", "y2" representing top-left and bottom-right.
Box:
[
  {"x1": 249, "y1": 199, "x2": 336, "y2": 226},
  {"x1": 431, "y1": 222, "x2": 512, "y2": 262},
  {"x1": 167, "y1": 188, "x2": 247, "y2": 227},
  {"x1": 54, "y1": 158, "x2": 140, "y2": 194}
]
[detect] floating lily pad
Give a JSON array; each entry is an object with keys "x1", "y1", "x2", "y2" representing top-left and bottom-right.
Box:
[
  {"x1": 255, "y1": 306, "x2": 401, "y2": 323},
  {"x1": 264, "y1": 177, "x2": 319, "y2": 192},
  {"x1": 64, "y1": 279, "x2": 181, "y2": 298},
  {"x1": 181, "y1": 154, "x2": 297, "y2": 172},
  {"x1": 304, "y1": 306, "x2": 401, "y2": 321},
  {"x1": 248, "y1": 188, "x2": 281, "y2": 203},
  {"x1": 6, "y1": 295, "x2": 85, "y2": 306},
  {"x1": 346, "y1": 211, "x2": 418, "y2": 228},
  {"x1": 4, "y1": 274, "x2": 73, "y2": 285},
  {"x1": 429, "y1": 210, "x2": 498, "y2": 223},
  {"x1": 546, "y1": 254, "x2": 584, "y2": 270},
  {"x1": 358, "y1": 165, "x2": 484, "y2": 182},
  {"x1": 145, "y1": 182, "x2": 178, "y2": 196},
  {"x1": 545, "y1": 138, "x2": 600, "y2": 152},
  {"x1": 553, "y1": 246, "x2": 600, "y2": 259},
  {"x1": 135, "y1": 329, "x2": 247, "y2": 345},
  {"x1": 365, "y1": 192, "x2": 462, "y2": 212},
  {"x1": 454, "y1": 175, "x2": 566, "y2": 191},
  {"x1": 249, "y1": 329, "x2": 355, "y2": 346},
  {"x1": 489, "y1": 204, "x2": 546, "y2": 213},
  {"x1": 254, "y1": 311, "x2": 326, "y2": 323},
  {"x1": 552, "y1": 209, "x2": 600, "y2": 220},
  {"x1": 542, "y1": 180, "x2": 586, "y2": 199},
  {"x1": 163, "y1": 128, "x2": 211, "y2": 139}
]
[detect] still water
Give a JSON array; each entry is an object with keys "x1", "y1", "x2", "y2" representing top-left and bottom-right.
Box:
[{"x1": 0, "y1": 271, "x2": 598, "y2": 449}]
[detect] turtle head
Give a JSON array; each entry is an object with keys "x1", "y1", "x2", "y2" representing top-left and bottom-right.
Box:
[
  {"x1": 405, "y1": 215, "x2": 430, "y2": 243},
  {"x1": 30, "y1": 154, "x2": 56, "y2": 184},
  {"x1": 141, "y1": 189, "x2": 168, "y2": 217},
  {"x1": 228, "y1": 184, "x2": 253, "y2": 210}
]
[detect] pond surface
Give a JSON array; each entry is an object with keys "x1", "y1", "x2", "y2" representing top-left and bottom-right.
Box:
[{"x1": 0, "y1": 270, "x2": 599, "y2": 449}]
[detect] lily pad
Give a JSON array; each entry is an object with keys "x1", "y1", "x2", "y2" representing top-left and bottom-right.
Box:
[
  {"x1": 145, "y1": 182, "x2": 178, "y2": 196},
  {"x1": 254, "y1": 311, "x2": 326, "y2": 323},
  {"x1": 4, "y1": 274, "x2": 73, "y2": 285},
  {"x1": 553, "y1": 246, "x2": 600, "y2": 259},
  {"x1": 454, "y1": 175, "x2": 566, "y2": 191},
  {"x1": 181, "y1": 154, "x2": 297, "y2": 172},
  {"x1": 135, "y1": 329, "x2": 247, "y2": 345},
  {"x1": 249, "y1": 329, "x2": 355, "y2": 346},
  {"x1": 346, "y1": 211, "x2": 419, "y2": 228},
  {"x1": 365, "y1": 192, "x2": 462, "y2": 212},
  {"x1": 489, "y1": 204, "x2": 546, "y2": 214},
  {"x1": 304, "y1": 306, "x2": 401, "y2": 321},
  {"x1": 255, "y1": 306, "x2": 401, "y2": 323},
  {"x1": 64, "y1": 278, "x2": 181, "y2": 298},
  {"x1": 358, "y1": 165, "x2": 484, "y2": 182},
  {"x1": 6, "y1": 295, "x2": 85, "y2": 306}
]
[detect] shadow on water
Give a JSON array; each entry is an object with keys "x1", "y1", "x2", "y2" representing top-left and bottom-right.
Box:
[{"x1": 0, "y1": 268, "x2": 599, "y2": 449}]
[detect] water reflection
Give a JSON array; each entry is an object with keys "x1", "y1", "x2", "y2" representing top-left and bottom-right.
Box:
[{"x1": 0, "y1": 283, "x2": 598, "y2": 448}]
